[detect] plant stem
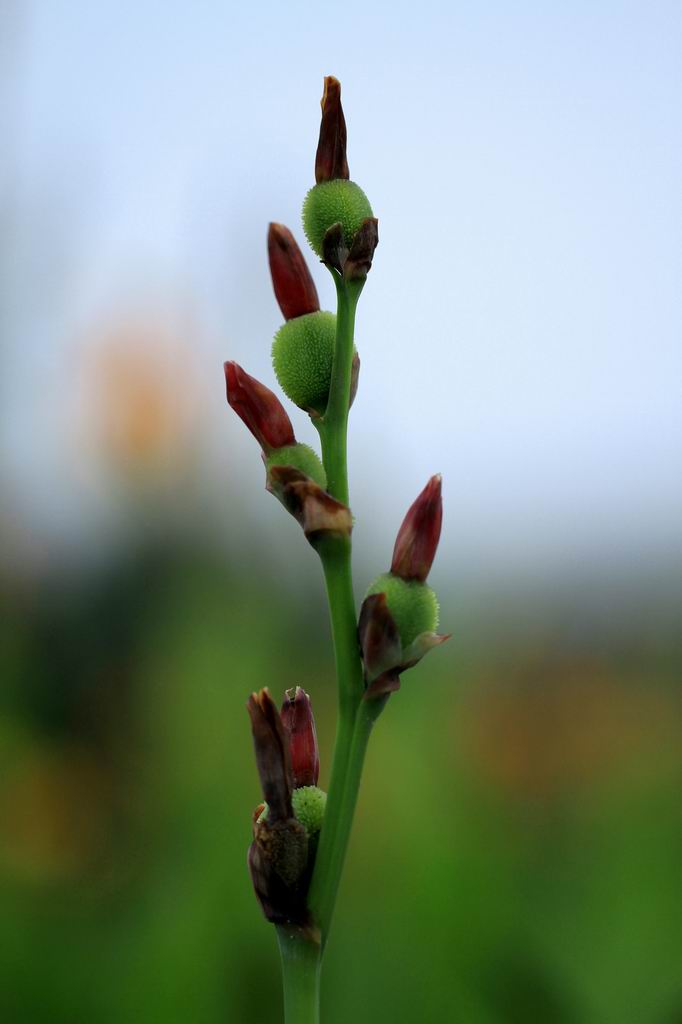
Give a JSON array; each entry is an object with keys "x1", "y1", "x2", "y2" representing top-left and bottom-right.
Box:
[
  {"x1": 276, "y1": 926, "x2": 322, "y2": 1024},
  {"x1": 307, "y1": 273, "x2": 378, "y2": 947},
  {"x1": 310, "y1": 696, "x2": 382, "y2": 944},
  {"x1": 318, "y1": 276, "x2": 364, "y2": 505},
  {"x1": 307, "y1": 536, "x2": 364, "y2": 936}
]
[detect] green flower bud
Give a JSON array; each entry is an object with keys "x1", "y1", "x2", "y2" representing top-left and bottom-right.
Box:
[
  {"x1": 272, "y1": 311, "x2": 336, "y2": 414},
  {"x1": 257, "y1": 785, "x2": 327, "y2": 834},
  {"x1": 265, "y1": 443, "x2": 326, "y2": 488},
  {"x1": 291, "y1": 785, "x2": 327, "y2": 835},
  {"x1": 366, "y1": 572, "x2": 439, "y2": 648},
  {"x1": 302, "y1": 180, "x2": 373, "y2": 258}
]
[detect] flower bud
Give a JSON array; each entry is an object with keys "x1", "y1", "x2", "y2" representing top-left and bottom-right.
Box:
[
  {"x1": 246, "y1": 688, "x2": 293, "y2": 822},
  {"x1": 281, "y1": 686, "x2": 319, "y2": 787},
  {"x1": 272, "y1": 311, "x2": 336, "y2": 414},
  {"x1": 246, "y1": 688, "x2": 310, "y2": 926},
  {"x1": 272, "y1": 311, "x2": 360, "y2": 415},
  {"x1": 265, "y1": 444, "x2": 326, "y2": 489},
  {"x1": 247, "y1": 688, "x2": 326, "y2": 930},
  {"x1": 314, "y1": 75, "x2": 349, "y2": 184},
  {"x1": 302, "y1": 180, "x2": 374, "y2": 259},
  {"x1": 358, "y1": 477, "x2": 448, "y2": 697},
  {"x1": 292, "y1": 786, "x2": 326, "y2": 835},
  {"x1": 366, "y1": 573, "x2": 439, "y2": 649},
  {"x1": 225, "y1": 361, "x2": 295, "y2": 453},
  {"x1": 391, "y1": 475, "x2": 443, "y2": 582},
  {"x1": 268, "y1": 223, "x2": 320, "y2": 321}
]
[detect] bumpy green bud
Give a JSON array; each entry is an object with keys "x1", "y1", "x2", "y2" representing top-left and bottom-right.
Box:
[
  {"x1": 272, "y1": 311, "x2": 336, "y2": 413},
  {"x1": 291, "y1": 785, "x2": 327, "y2": 835},
  {"x1": 258, "y1": 785, "x2": 327, "y2": 834},
  {"x1": 265, "y1": 443, "x2": 326, "y2": 488},
  {"x1": 302, "y1": 180, "x2": 373, "y2": 258},
  {"x1": 366, "y1": 573, "x2": 439, "y2": 648}
]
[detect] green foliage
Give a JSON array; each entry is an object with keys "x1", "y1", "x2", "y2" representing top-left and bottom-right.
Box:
[
  {"x1": 265, "y1": 443, "x2": 326, "y2": 487},
  {"x1": 272, "y1": 311, "x2": 337, "y2": 414},
  {"x1": 302, "y1": 180, "x2": 373, "y2": 257},
  {"x1": 292, "y1": 785, "x2": 327, "y2": 834},
  {"x1": 366, "y1": 572, "x2": 439, "y2": 647}
]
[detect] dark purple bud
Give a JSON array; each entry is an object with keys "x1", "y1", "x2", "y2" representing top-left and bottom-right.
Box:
[
  {"x1": 281, "y1": 687, "x2": 320, "y2": 787},
  {"x1": 225, "y1": 361, "x2": 296, "y2": 453},
  {"x1": 391, "y1": 475, "x2": 443, "y2": 583},
  {"x1": 344, "y1": 218, "x2": 379, "y2": 280},
  {"x1": 246, "y1": 688, "x2": 293, "y2": 821},
  {"x1": 315, "y1": 76, "x2": 349, "y2": 183},
  {"x1": 268, "y1": 223, "x2": 320, "y2": 321},
  {"x1": 358, "y1": 593, "x2": 403, "y2": 699},
  {"x1": 321, "y1": 218, "x2": 379, "y2": 281}
]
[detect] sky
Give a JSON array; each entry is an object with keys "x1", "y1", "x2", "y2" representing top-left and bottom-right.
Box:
[{"x1": 2, "y1": 0, "x2": 681, "y2": 582}]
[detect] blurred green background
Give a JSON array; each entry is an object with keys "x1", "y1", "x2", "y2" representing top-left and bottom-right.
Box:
[
  {"x1": 2, "y1": 2, "x2": 681, "y2": 1021},
  {"x1": 2, "y1": 501, "x2": 681, "y2": 1022}
]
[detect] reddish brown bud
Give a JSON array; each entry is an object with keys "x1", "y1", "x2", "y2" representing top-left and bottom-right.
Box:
[
  {"x1": 281, "y1": 687, "x2": 320, "y2": 787},
  {"x1": 358, "y1": 593, "x2": 403, "y2": 700},
  {"x1": 225, "y1": 361, "x2": 296, "y2": 453},
  {"x1": 268, "y1": 223, "x2": 320, "y2": 321},
  {"x1": 391, "y1": 475, "x2": 443, "y2": 583},
  {"x1": 247, "y1": 688, "x2": 293, "y2": 821},
  {"x1": 315, "y1": 76, "x2": 349, "y2": 183}
]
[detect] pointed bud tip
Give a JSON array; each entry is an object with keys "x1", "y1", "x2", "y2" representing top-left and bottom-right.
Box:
[
  {"x1": 315, "y1": 76, "x2": 349, "y2": 183},
  {"x1": 390, "y1": 474, "x2": 443, "y2": 583}
]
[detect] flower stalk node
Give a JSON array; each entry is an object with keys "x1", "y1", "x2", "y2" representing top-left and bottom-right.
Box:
[{"x1": 267, "y1": 466, "x2": 353, "y2": 546}]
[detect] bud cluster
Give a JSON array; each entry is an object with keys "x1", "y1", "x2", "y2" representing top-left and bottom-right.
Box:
[
  {"x1": 247, "y1": 687, "x2": 325, "y2": 928},
  {"x1": 360, "y1": 476, "x2": 449, "y2": 699}
]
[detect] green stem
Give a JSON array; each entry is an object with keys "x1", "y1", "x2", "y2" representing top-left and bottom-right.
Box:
[
  {"x1": 306, "y1": 275, "x2": 375, "y2": 945},
  {"x1": 318, "y1": 276, "x2": 364, "y2": 505},
  {"x1": 310, "y1": 697, "x2": 382, "y2": 945},
  {"x1": 307, "y1": 536, "x2": 364, "y2": 937},
  {"x1": 276, "y1": 926, "x2": 322, "y2": 1024}
]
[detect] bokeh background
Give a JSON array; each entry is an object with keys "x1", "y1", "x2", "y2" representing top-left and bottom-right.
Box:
[{"x1": 1, "y1": 2, "x2": 681, "y2": 1021}]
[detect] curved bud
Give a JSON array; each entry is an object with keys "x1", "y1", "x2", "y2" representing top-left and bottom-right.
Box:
[
  {"x1": 344, "y1": 217, "x2": 379, "y2": 281},
  {"x1": 391, "y1": 475, "x2": 443, "y2": 582},
  {"x1": 225, "y1": 361, "x2": 295, "y2": 453},
  {"x1": 268, "y1": 223, "x2": 320, "y2": 321},
  {"x1": 358, "y1": 593, "x2": 402, "y2": 685},
  {"x1": 358, "y1": 592, "x2": 403, "y2": 700},
  {"x1": 247, "y1": 688, "x2": 293, "y2": 821},
  {"x1": 315, "y1": 75, "x2": 349, "y2": 183},
  {"x1": 281, "y1": 686, "x2": 320, "y2": 788}
]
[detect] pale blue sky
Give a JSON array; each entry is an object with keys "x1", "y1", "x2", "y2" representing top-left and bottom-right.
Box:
[{"x1": 3, "y1": 1, "x2": 681, "y2": 581}]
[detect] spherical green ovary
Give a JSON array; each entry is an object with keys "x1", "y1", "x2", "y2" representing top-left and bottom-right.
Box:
[
  {"x1": 302, "y1": 180, "x2": 373, "y2": 257},
  {"x1": 292, "y1": 786, "x2": 327, "y2": 834},
  {"x1": 366, "y1": 573, "x2": 439, "y2": 648},
  {"x1": 266, "y1": 443, "x2": 326, "y2": 487},
  {"x1": 272, "y1": 311, "x2": 337, "y2": 414}
]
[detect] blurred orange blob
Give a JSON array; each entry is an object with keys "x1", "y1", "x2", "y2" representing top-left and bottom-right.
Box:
[{"x1": 77, "y1": 312, "x2": 202, "y2": 483}]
